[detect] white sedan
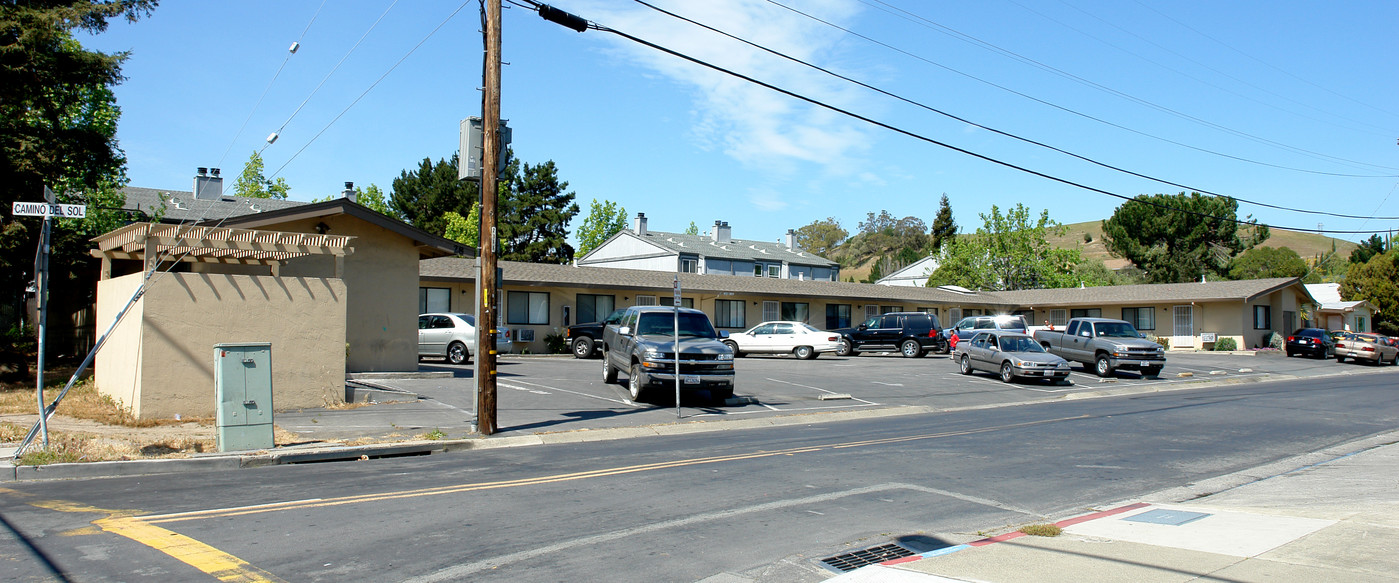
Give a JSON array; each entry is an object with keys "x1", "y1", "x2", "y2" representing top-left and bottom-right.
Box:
[
  {"x1": 722, "y1": 321, "x2": 841, "y2": 359},
  {"x1": 418, "y1": 313, "x2": 513, "y2": 364}
]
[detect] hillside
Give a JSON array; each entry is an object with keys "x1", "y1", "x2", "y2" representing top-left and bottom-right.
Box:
[{"x1": 836, "y1": 220, "x2": 1358, "y2": 282}]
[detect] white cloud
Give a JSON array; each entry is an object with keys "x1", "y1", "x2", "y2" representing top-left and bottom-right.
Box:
[{"x1": 570, "y1": 0, "x2": 871, "y2": 175}]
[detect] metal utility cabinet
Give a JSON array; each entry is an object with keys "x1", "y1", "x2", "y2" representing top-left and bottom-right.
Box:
[{"x1": 214, "y1": 343, "x2": 274, "y2": 452}]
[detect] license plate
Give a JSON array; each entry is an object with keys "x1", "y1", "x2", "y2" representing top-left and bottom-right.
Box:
[
  {"x1": 682, "y1": 375, "x2": 700, "y2": 384},
  {"x1": 1140, "y1": 361, "x2": 1153, "y2": 367}
]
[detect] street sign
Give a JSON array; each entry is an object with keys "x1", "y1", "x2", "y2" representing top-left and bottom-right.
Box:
[{"x1": 12, "y1": 202, "x2": 86, "y2": 218}]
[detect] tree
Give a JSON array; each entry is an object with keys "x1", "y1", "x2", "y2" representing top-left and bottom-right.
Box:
[
  {"x1": 1349, "y1": 234, "x2": 1387, "y2": 264},
  {"x1": 311, "y1": 183, "x2": 396, "y2": 217},
  {"x1": 863, "y1": 260, "x2": 883, "y2": 284},
  {"x1": 793, "y1": 217, "x2": 847, "y2": 258},
  {"x1": 927, "y1": 203, "x2": 1084, "y2": 291},
  {"x1": 575, "y1": 199, "x2": 627, "y2": 257},
  {"x1": 443, "y1": 207, "x2": 477, "y2": 247},
  {"x1": 1339, "y1": 250, "x2": 1398, "y2": 335},
  {"x1": 390, "y1": 153, "x2": 478, "y2": 236},
  {"x1": 232, "y1": 151, "x2": 289, "y2": 199},
  {"x1": 684, "y1": 221, "x2": 700, "y2": 236},
  {"x1": 1, "y1": 1, "x2": 156, "y2": 348},
  {"x1": 1101, "y1": 192, "x2": 1268, "y2": 283},
  {"x1": 1228, "y1": 246, "x2": 1308, "y2": 280},
  {"x1": 930, "y1": 194, "x2": 957, "y2": 252},
  {"x1": 497, "y1": 159, "x2": 579, "y2": 264}
]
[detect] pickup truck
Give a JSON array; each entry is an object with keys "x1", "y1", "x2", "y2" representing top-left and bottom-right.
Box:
[
  {"x1": 566, "y1": 308, "x2": 625, "y2": 359},
  {"x1": 601, "y1": 306, "x2": 735, "y2": 403},
  {"x1": 1033, "y1": 317, "x2": 1166, "y2": 378}
]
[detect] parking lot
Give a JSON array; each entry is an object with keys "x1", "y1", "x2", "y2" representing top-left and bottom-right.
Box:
[{"x1": 311, "y1": 350, "x2": 1396, "y2": 439}]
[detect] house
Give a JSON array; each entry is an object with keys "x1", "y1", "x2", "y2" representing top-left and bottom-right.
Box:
[
  {"x1": 876, "y1": 255, "x2": 940, "y2": 286},
  {"x1": 1305, "y1": 283, "x2": 1375, "y2": 332},
  {"x1": 575, "y1": 214, "x2": 840, "y2": 281}
]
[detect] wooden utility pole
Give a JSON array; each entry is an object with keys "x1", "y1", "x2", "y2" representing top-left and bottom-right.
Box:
[{"x1": 477, "y1": 0, "x2": 502, "y2": 435}]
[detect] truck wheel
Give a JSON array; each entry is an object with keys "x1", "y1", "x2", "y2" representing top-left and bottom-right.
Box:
[
  {"x1": 447, "y1": 341, "x2": 469, "y2": 365},
  {"x1": 793, "y1": 345, "x2": 815, "y2": 360},
  {"x1": 959, "y1": 354, "x2": 973, "y2": 375},
  {"x1": 1095, "y1": 354, "x2": 1114, "y2": 377},
  {"x1": 628, "y1": 363, "x2": 647, "y2": 401},
  {"x1": 602, "y1": 355, "x2": 618, "y2": 383},
  {"x1": 837, "y1": 339, "x2": 858, "y2": 357},
  {"x1": 1000, "y1": 362, "x2": 1015, "y2": 383},
  {"x1": 1143, "y1": 366, "x2": 1162, "y2": 379},
  {"x1": 724, "y1": 340, "x2": 742, "y2": 357},
  {"x1": 900, "y1": 339, "x2": 922, "y2": 358},
  {"x1": 571, "y1": 336, "x2": 594, "y2": 359}
]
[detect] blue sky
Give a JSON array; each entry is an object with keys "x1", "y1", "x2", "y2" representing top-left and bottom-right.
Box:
[{"x1": 81, "y1": 0, "x2": 1399, "y2": 247}]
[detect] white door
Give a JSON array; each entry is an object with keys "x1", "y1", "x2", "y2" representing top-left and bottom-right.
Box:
[{"x1": 1172, "y1": 306, "x2": 1194, "y2": 348}]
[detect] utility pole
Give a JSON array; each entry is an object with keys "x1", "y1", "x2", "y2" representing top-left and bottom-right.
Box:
[{"x1": 477, "y1": 0, "x2": 502, "y2": 435}]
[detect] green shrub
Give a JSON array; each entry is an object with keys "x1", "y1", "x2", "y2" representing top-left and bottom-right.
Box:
[
  {"x1": 1266, "y1": 332, "x2": 1285, "y2": 350},
  {"x1": 1145, "y1": 333, "x2": 1170, "y2": 350},
  {"x1": 543, "y1": 332, "x2": 568, "y2": 354},
  {"x1": 1214, "y1": 337, "x2": 1238, "y2": 351}
]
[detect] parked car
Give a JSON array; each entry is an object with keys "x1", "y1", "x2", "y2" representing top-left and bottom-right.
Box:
[
  {"x1": 601, "y1": 306, "x2": 735, "y2": 402},
  {"x1": 1334, "y1": 332, "x2": 1399, "y2": 365},
  {"x1": 940, "y1": 314, "x2": 1029, "y2": 354},
  {"x1": 954, "y1": 331, "x2": 1071, "y2": 384},
  {"x1": 723, "y1": 321, "x2": 841, "y2": 359},
  {"x1": 1033, "y1": 317, "x2": 1165, "y2": 378},
  {"x1": 833, "y1": 312, "x2": 945, "y2": 358},
  {"x1": 418, "y1": 313, "x2": 513, "y2": 364},
  {"x1": 566, "y1": 308, "x2": 626, "y2": 359},
  {"x1": 1285, "y1": 328, "x2": 1335, "y2": 359}
]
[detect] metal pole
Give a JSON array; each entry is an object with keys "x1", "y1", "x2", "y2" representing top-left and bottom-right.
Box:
[
  {"x1": 34, "y1": 187, "x2": 54, "y2": 448},
  {"x1": 476, "y1": 0, "x2": 502, "y2": 435},
  {"x1": 674, "y1": 275, "x2": 681, "y2": 418}
]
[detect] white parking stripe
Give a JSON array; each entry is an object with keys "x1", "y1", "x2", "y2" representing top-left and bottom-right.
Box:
[
  {"x1": 499, "y1": 380, "x2": 641, "y2": 408},
  {"x1": 764, "y1": 377, "x2": 880, "y2": 406}
]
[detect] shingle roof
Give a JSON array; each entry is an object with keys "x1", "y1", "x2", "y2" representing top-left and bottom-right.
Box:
[
  {"x1": 121, "y1": 186, "x2": 310, "y2": 222},
  {"x1": 986, "y1": 277, "x2": 1308, "y2": 306},
  {"x1": 582, "y1": 230, "x2": 838, "y2": 267},
  {"x1": 422, "y1": 257, "x2": 1004, "y2": 305}
]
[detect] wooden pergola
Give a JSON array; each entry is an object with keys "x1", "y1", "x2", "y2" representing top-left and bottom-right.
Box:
[{"x1": 90, "y1": 222, "x2": 355, "y2": 279}]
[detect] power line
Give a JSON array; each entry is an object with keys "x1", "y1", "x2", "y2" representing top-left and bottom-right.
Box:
[
  {"x1": 761, "y1": 0, "x2": 1395, "y2": 179},
  {"x1": 631, "y1": 0, "x2": 1399, "y2": 222},
  {"x1": 860, "y1": 0, "x2": 1399, "y2": 174},
  {"x1": 527, "y1": 3, "x2": 1394, "y2": 235}
]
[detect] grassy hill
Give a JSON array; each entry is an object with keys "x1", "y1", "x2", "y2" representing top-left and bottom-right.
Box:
[{"x1": 836, "y1": 220, "x2": 1358, "y2": 282}]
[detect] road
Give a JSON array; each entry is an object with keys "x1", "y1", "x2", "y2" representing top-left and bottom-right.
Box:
[{"x1": 3, "y1": 372, "x2": 1397, "y2": 582}]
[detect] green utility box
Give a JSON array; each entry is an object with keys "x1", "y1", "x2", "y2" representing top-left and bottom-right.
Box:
[{"x1": 214, "y1": 343, "x2": 274, "y2": 452}]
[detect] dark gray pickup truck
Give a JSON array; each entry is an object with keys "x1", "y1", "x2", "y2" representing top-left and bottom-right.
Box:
[
  {"x1": 1033, "y1": 317, "x2": 1166, "y2": 378},
  {"x1": 601, "y1": 306, "x2": 735, "y2": 403}
]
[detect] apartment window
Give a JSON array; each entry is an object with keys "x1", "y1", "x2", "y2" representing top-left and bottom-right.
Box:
[
  {"x1": 826, "y1": 304, "x2": 851, "y2": 329},
  {"x1": 419, "y1": 287, "x2": 450, "y2": 314},
  {"x1": 715, "y1": 300, "x2": 745, "y2": 328},
  {"x1": 635, "y1": 295, "x2": 658, "y2": 306},
  {"x1": 1049, "y1": 309, "x2": 1067, "y2": 327},
  {"x1": 754, "y1": 263, "x2": 765, "y2": 277},
  {"x1": 768, "y1": 264, "x2": 781, "y2": 278},
  {"x1": 680, "y1": 257, "x2": 697, "y2": 273},
  {"x1": 780, "y1": 302, "x2": 809, "y2": 323},
  {"x1": 1253, "y1": 305, "x2": 1271, "y2": 330},
  {"x1": 507, "y1": 291, "x2": 549, "y2": 325},
  {"x1": 676, "y1": 297, "x2": 694, "y2": 308},
  {"x1": 881, "y1": 305, "x2": 903, "y2": 314},
  {"x1": 576, "y1": 294, "x2": 615, "y2": 324},
  {"x1": 1071, "y1": 308, "x2": 1102, "y2": 319},
  {"x1": 1121, "y1": 307, "x2": 1156, "y2": 330},
  {"x1": 763, "y1": 301, "x2": 780, "y2": 322},
  {"x1": 916, "y1": 307, "x2": 938, "y2": 315},
  {"x1": 865, "y1": 305, "x2": 880, "y2": 320}
]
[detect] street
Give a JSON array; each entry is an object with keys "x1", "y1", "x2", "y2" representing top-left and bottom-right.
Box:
[{"x1": 2, "y1": 369, "x2": 1397, "y2": 582}]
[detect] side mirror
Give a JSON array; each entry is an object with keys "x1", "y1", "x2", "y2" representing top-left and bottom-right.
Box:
[
  {"x1": 618, "y1": 326, "x2": 632, "y2": 336},
  {"x1": 1139, "y1": 332, "x2": 1146, "y2": 338},
  {"x1": 857, "y1": 324, "x2": 868, "y2": 331},
  {"x1": 719, "y1": 330, "x2": 729, "y2": 338}
]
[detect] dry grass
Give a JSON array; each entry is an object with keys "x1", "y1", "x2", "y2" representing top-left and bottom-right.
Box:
[
  {"x1": 1019, "y1": 524, "x2": 1063, "y2": 537},
  {"x1": 11, "y1": 429, "x2": 216, "y2": 466},
  {"x1": 1, "y1": 373, "x2": 210, "y2": 428}
]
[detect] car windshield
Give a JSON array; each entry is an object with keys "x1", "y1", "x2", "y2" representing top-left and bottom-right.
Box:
[
  {"x1": 1094, "y1": 322, "x2": 1141, "y2": 338},
  {"x1": 999, "y1": 337, "x2": 1044, "y2": 353},
  {"x1": 635, "y1": 312, "x2": 717, "y2": 338},
  {"x1": 798, "y1": 323, "x2": 821, "y2": 333}
]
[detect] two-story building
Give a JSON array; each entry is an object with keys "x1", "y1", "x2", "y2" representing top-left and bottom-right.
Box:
[{"x1": 576, "y1": 214, "x2": 840, "y2": 282}]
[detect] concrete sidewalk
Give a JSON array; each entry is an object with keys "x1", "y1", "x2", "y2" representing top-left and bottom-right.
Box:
[{"x1": 830, "y1": 431, "x2": 1399, "y2": 582}]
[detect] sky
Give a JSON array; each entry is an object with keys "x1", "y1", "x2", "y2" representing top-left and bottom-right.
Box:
[{"x1": 78, "y1": 0, "x2": 1399, "y2": 248}]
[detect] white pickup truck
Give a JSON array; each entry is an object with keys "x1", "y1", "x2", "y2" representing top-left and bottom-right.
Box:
[{"x1": 1033, "y1": 317, "x2": 1166, "y2": 378}]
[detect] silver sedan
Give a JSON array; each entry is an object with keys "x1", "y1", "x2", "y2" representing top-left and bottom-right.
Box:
[
  {"x1": 418, "y1": 313, "x2": 513, "y2": 364},
  {"x1": 954, "y1": 331, "x2": 1071, "y2": 384}
]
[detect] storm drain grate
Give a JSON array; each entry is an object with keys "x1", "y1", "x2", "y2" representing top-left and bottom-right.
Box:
[{"x1": 819, "y1": 543, "x2": 918, "y2": 573}]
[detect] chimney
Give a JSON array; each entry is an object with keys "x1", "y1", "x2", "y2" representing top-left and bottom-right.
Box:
[
  {"x1": 711, "y1": 220, "x2": 731, "y2": 243},
  {"x1": 342, "y1": 181, "x2": 356, "y2": 202},
  {"x1": 634, "y1": 212, "x2": 647, "y2": 236},
  {"x1": 785, "y1": 228, "x2": 797, "y2": 249},
  {"x1": 193, "y1": 167, "x2": 223, "y2": 200}
]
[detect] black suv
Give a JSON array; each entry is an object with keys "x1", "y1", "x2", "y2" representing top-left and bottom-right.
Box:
[
  {"x1": 1286, "y1": 328, "x2": 1335, "y2": 359},
  {"x1": 834, "y1": 312, "x2": 946, "y2": 358}
]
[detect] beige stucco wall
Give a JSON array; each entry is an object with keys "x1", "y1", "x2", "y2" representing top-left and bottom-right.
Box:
[
  {"x1": 95, "y1": 273, "x2": 147, "y2": 412},
  {"x1": 95, "y1": 272, "x2": 346, "y2": 419},
  {"x1": 264, "y1": 216, "x2": 420, "y2": 372}
]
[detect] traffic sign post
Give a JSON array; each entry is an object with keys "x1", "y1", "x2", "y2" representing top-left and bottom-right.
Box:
[{"x1": 12, "y1": 191, "x2": 86, "y2": 450}]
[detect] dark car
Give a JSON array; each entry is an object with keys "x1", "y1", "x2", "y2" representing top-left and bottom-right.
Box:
[
  {"x1": 1286, "y1": 328, "x2": 1335, "y2": 359},
  {"x1": 566, "y1": 308, "x2": 626, "y2": 359},
  {"x1": 833, "y1": 312, "x2": 945, "y2": 358}
]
